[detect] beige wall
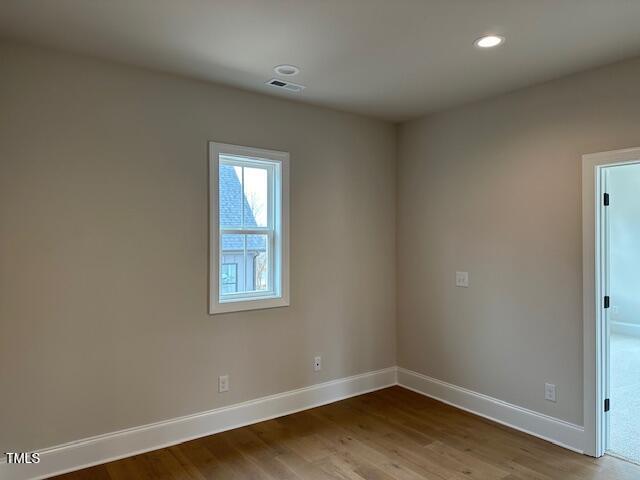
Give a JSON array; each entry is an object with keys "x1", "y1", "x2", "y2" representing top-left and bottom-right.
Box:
[
  {"x1": 5, "y1": 36, "x2": 640, "y2": 456},
  {"x1": 397, "y1": 57, "x2": 640, "y2": 426},
  {"x1": 0, "y1": 42, "x2": 397, "y2": 453}
]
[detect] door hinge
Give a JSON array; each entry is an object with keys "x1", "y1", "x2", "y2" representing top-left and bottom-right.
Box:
[
  {"x1": 604, "y1": 296, "x2": 610, "y2": 309},
  {"x1": 604, "y1": 398, "x2": 610, "y2": 412},
  {"x1": 604, "y1": 193, "x2": 610, "y2": 206}
]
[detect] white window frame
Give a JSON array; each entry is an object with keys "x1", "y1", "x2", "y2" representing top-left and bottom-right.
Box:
[{"x1": 209, "y1": 142, "x2": 290, "y2": 314}]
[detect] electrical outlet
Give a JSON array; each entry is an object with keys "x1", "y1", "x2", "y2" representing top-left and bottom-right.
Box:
[
  {"x1": 218, "y1": 374, "x2": 229, "y2": 393},
  {"x1": 544, "y1": 383, "x2": 556, "y2": 402},
  {"x1": 314, "y1": 356, "x2": 322, "y2": 372},
  {"x1": 455, "y1": 271, "x2": 469, "y2": 287}
]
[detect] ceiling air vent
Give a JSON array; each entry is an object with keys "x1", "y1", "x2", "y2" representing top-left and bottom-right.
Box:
[{"x1": 266, "y1": 78, "x2": 305, "y2": 93}]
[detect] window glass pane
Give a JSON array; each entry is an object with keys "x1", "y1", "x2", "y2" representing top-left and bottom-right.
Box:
[
  {"x1": 219, "y1": 163, "x2": 243, "y2": 228},
  {"x1": 220, "y1": 234, "x2": 269, "y2": 297},
  {"x1": 246, "y1": 234, "x2": 269, "y2": 292},
  {"x1": 243, "y1": 166, "x2": 268, "y2": 228},
  {"x1": 220, "y1": 263, "x2": 238, "y2": 294},
  {"x1": 221, "y1": 234, "x2": 245, "y2": 295}
]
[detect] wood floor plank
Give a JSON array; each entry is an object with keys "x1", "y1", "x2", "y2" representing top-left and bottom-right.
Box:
[
  {"x1": 313, "y1": 454, "x2": 370, "y2": 480},
  {"x1": 49, "y1": 386, "x2": 640, "y2": 480},
  {"x1": 173, "y1": 438, "x2": 242, "y2": 479},
  {"x1": 166, "y1": 445, "x2": 208, "y2": 480},
  {"x1": 308, "y1": 404, "x2": 463, "y2": 480},
  {"x1": 201, "y1": 434, "x2": 274, "y2": 480},
  {"x1": 51, "y1": 464, "x2": 112, "y2": 480},
  {"x1": 223, "y1": 427, "x2": 299, "y2": 480}
]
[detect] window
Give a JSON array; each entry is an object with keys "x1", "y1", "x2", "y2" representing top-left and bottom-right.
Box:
[{"x1": 209, "y1": 142, "x2": 289, "y2": 314}]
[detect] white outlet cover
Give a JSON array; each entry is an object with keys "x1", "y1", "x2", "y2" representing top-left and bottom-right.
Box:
[
  {"x1": 314, "y1": 356, "x2": 322, "y2": 372},
  {"x1": 455, "y1": 271, "x2": 469, "y2": 287}
]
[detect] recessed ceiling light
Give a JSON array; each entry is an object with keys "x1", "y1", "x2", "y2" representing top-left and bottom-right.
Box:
[
  {"x1": 474, "y1": 35, "x2": 505, "y2": 48},
  {"x1": 274, "y1": 64, "x2": 300, "y2": 76}
]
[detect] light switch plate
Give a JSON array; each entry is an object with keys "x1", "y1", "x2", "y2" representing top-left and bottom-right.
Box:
[
  {"x1": 218, "y1": 375, "x2": 229, "y2": 393},
  {"x1": 545, "y1": 383, "x2": 556, "y2": 402},
  {"x1": 455, "y1": 271, "x2": 469, "y2": 287}
]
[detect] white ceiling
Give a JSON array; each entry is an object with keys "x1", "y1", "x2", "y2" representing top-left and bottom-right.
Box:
[{"x1": 2, "y1": 0, "x2": 640, "y2": 121}]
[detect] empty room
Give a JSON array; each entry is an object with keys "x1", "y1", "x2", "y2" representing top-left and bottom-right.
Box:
[{"x1": 3, "y1": 1, "x2": 640, "y2": 479}]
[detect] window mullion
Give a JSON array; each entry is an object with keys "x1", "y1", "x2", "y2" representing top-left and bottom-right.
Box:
[{"x1": 242, "y1": 233, "x2": 247, "y2": 292}]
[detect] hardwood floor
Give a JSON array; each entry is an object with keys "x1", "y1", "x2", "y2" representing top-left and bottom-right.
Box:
[{"x1": 53, "y1": 386, "x2": 640, "y2": 480}]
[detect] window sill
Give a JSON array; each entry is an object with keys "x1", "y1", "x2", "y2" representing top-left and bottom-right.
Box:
[{"x1": 209, "y1": 295, "x2": 289, "y2": 315}]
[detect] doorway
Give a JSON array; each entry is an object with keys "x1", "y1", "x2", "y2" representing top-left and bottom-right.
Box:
[
  {"x1": 602, "y1": 162, "x2": 640, "y2": 463},
  {"x1": 582, "y1": 147, "x2": 640, "y2": 459}
]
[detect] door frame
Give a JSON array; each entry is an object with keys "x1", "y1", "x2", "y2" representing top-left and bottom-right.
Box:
[{"x1": 582, "y1": 147, "x2": 640, "y2": 457}]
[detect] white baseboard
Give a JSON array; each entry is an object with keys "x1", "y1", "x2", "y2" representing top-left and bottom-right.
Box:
[
  {"x1": 0, "y1": 367, "x2": 397, "y2": 480},
  {"x1": 2, "y1": 366, "x2": 589, "y2": 479},
  {"x1": 397, "y1": 367, "x2": 585, "y2": 454}
]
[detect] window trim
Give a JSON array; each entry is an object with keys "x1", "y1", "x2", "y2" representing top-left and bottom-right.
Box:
[{"x1": 209, "y1": 142, "x2": 290, "y2": 314}]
